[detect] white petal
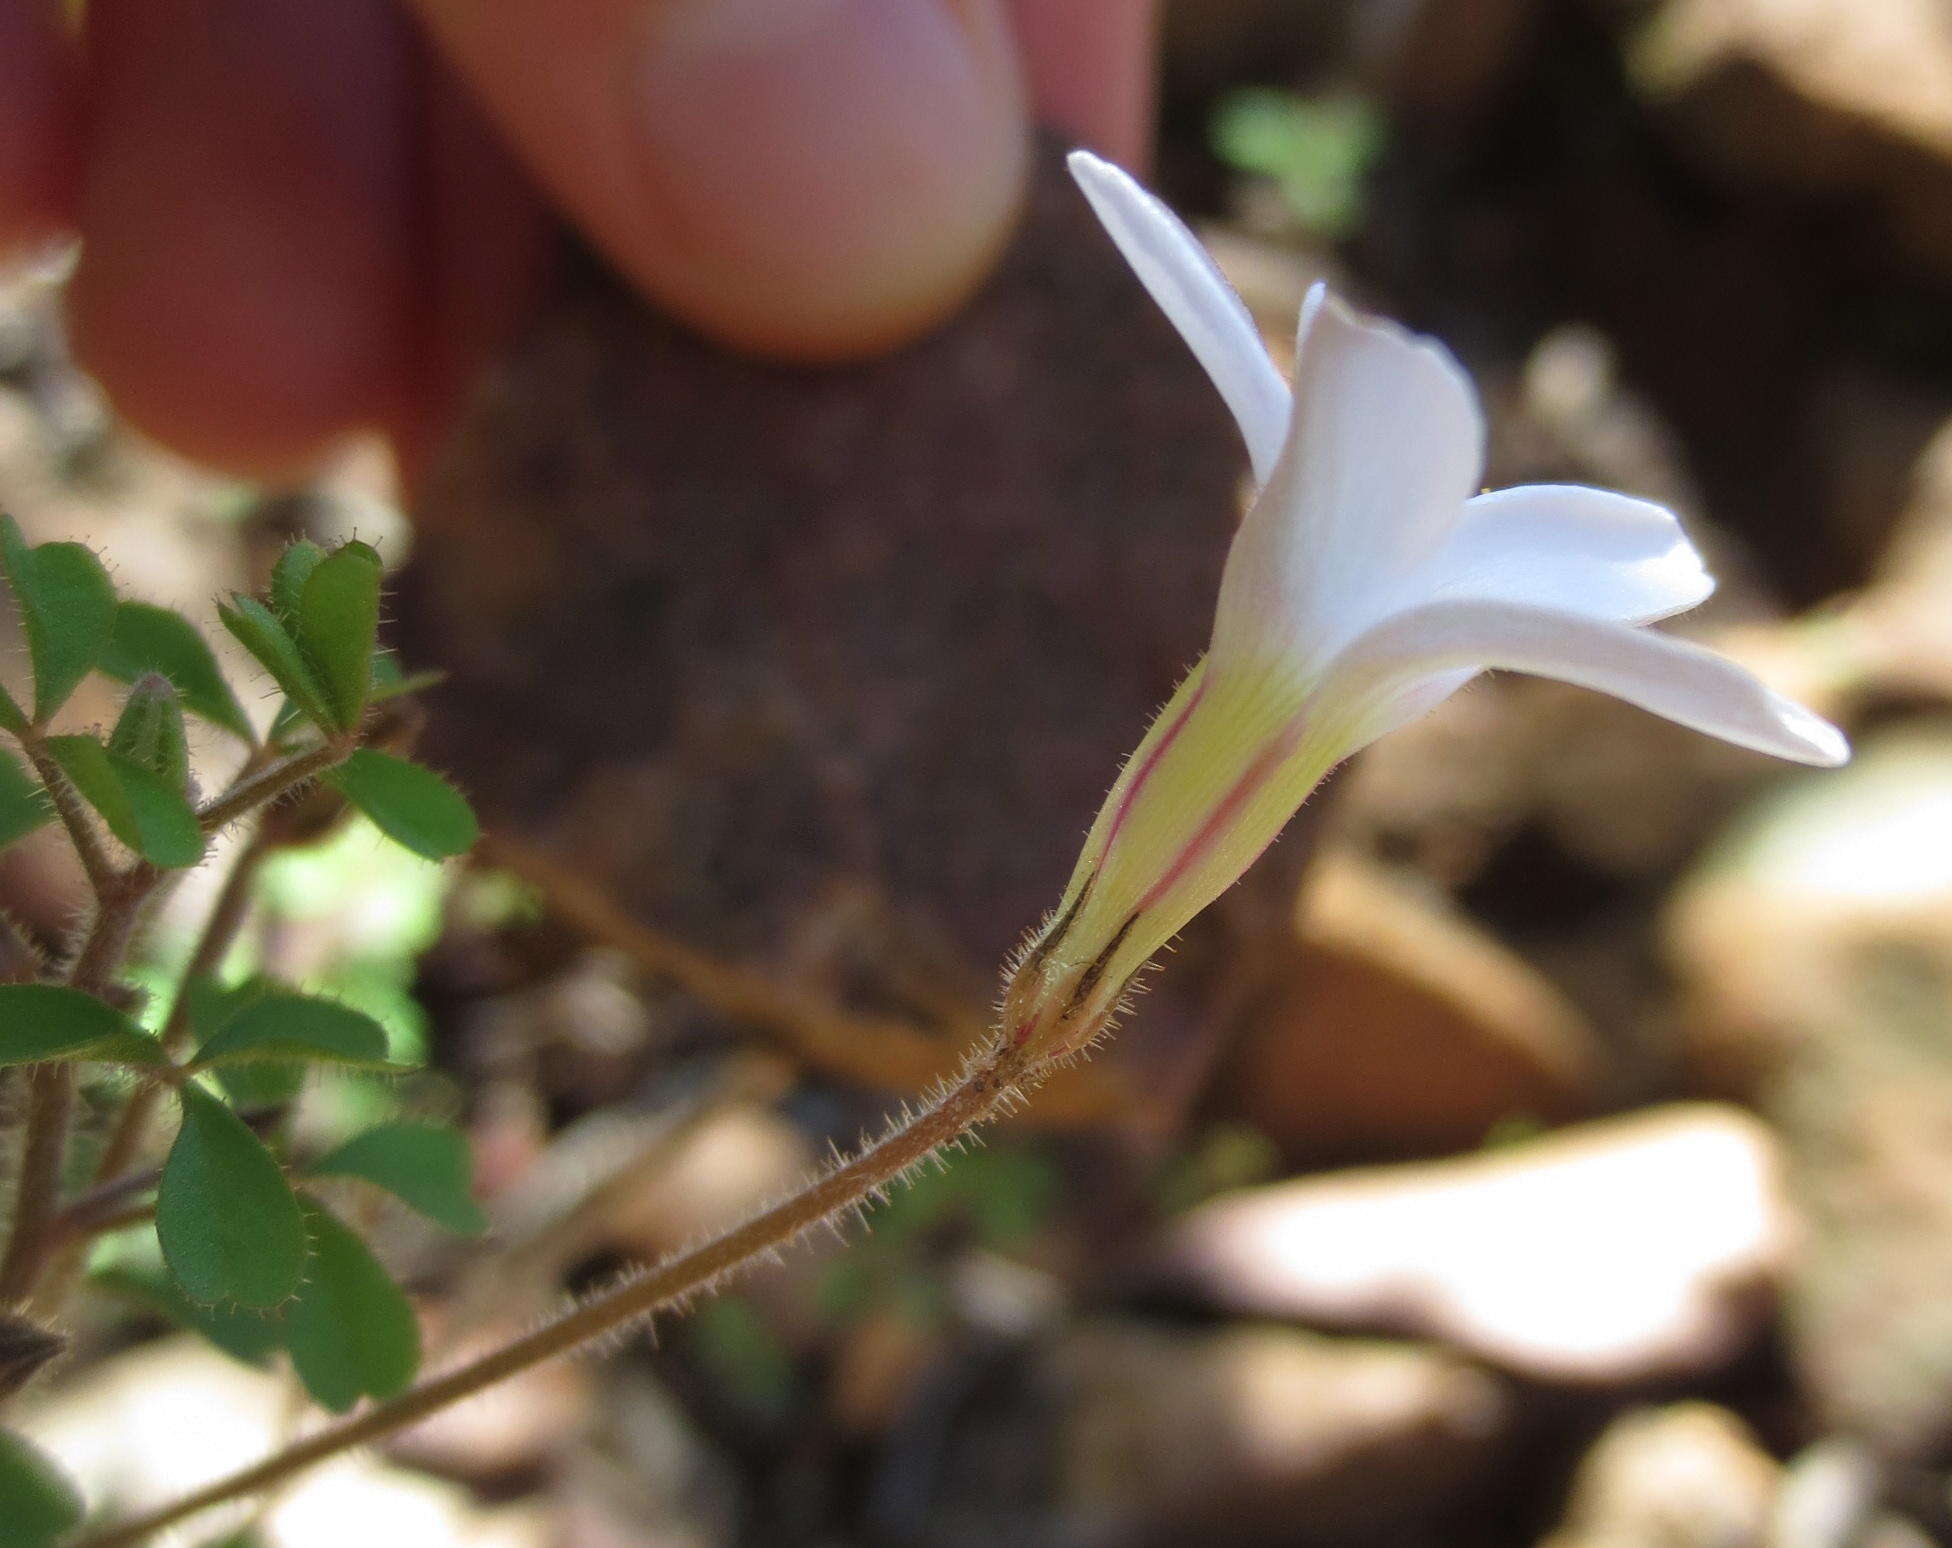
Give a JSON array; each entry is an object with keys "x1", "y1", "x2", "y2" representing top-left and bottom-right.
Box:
[
  {"x1": 1211, "y1": 287, "x2": 1486, "y2": 672},
  {"x1": 1067, "y1": 151, "x2": 1290, "y2": 483},
  {"x1": 1320, "y1": 598, "x2": 1849, "y2": 766},
  {"x1": 1425, "y1": 485, "x2": 1714, "y2": 624}
]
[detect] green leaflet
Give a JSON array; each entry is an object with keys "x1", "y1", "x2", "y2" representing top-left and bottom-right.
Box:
[
  {"x1": 324, "y1": 750, "x2": 478, "y2": 861},
  {"x1": 157, "y1": 1085, "x2": 307, "y2": 1310},
  {"x1": 0, "y1": 747, "x2": 51, "y2": 854},
  {"x1": 45, "y1": 734, "x2": 204, "y2": 869},
  {"x1": 100, "y1": 600, "x2": 254, "y2": 741},
  {"x1": 219, "y1": 594, "x2": 335, "y2": 734},
  {"x1": 309, "y1": 1121, "x2": 486, "y2": 1235},
  {"x1": 292, "y1": 542, "x2": 382, "y2": 732},
  {"x1": 0, "y1": 984, "x2": 164, "y2": 1067},
  {"x1": 269, "y1": 540, "x2": 327, "y2": 625},
  {"x1": 108, "y1": 676, "x2": 190, "y2": 791},
  {"x1": 192, "y1": 989, "x2": 397, "y2": 1074},
  {"x1": 283, "y1": 1194, "x2": 421, "y2": 1412},
  {"x1": 0, "y1": 514, "x2": 117, "y2": 724},
  {"x1": 0, "y1": 1428, "x2": 83, "y2": 1548}
]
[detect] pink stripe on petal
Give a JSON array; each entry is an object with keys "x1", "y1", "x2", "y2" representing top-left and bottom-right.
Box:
[
  {"x1": 1099, "y1": 673, "x2": 1210, "y2": 855},
  {"x1": 1132, "y1": 718, "x2": 1299, "y2": 914}
]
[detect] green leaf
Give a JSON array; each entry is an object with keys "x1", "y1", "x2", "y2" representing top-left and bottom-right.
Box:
[
  {"x1": 0, "y1": 680, "x2": 24, "y2": 735},
  {"x1": 157, "y1": 1085, "x2": 307, "y2": 1309},
  {"x1": 0, "y1": 747, "x2": 51, "y2": 853},
  {"x1": 93, "y1": 1254, "x2": 285, "y2": 1369},
  {"x1": 367, "y1": 650, "x2": 443, "y2": 708},
  {"x1": 323, "y1": 750, "x2": 477, "y2": 861},
  {"x1": 0, "y1": 984, "x2": 164, "y2": 1067},
  {"x1": 184, "y1": 977, "x2": 304, "y2": 1108},
  {"x1": 193, "y1": 990, "x2": 397, "y2": 1073},
  {"x1": 100, "y1": 601, "x2": 254, "y2": 742},
  {"x1": 46, "y1": 734, "x2": 204, "y2": 869},
  {"x1": 293, "y1": 542, "x2": 382, "y2": 731},
  {"x1": 0, "y1": 1428, "x2": 83, "y2": 1548},
  {"x1": 283, "y1": 1194, "x2": 420, "y2": 1413},
  {"x1": 0, "y1": 514, "x2": 117, "y2": 723},
  {"x1": 310, "y1": 1122, "x2": 486, "y2": 1235},
  {"x1": 219, "y1": 595, "x2": 333, "y2": 733},
  {"x1": 269, "y1": 540, "x2": 327, "y2": 625},
  {"x1": 108, "y1": 676, "x2": 190, "y2": 791}
]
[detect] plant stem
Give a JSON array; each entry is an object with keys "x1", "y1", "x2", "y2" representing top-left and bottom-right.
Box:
[
  {"x1": 4, "y1": 738, "x2": 350, "y2": 1318},
  {"x1": 46, "y1": 1165, "x2": 161, "y2": 1246},
  {"x1": 15, "y1": 736, "x2": 115, "y2": 895},
  {"x1": 87, "y1": 831, "x2": 270, "y2": 1193},
  {"x1": 0, "y1": 1067, "x2": 72, "y2": 1307},
  {"x1": 71, "y1": 1034, "x2": 1045, "y2": 1548},
  {"x1": 0, "y1": 906, "x2": 44, "y2": 982},
  {"x1": 0, "y1": 871, "x2": 157, "y2": 1310},
  {"x1": 196, "y1": 741, "x2": 350, "y2": 834}
]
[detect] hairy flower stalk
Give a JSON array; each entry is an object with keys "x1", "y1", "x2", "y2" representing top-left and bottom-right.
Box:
[{"x1": 75, "y1": 156, "x2": 1847, "y2": 1545}]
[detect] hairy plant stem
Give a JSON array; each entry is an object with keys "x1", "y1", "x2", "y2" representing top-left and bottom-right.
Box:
[
  {"x1": 71, "y1": 1033, "x2": 1049, "y2": 1548},
  {"x1": 1, "y1": 738, "x2": 351, "y2": 1317},
  {"x1": 31, "y1": 832, "x2": 270, "y2": 1309},
  {"x1": 0, "y1": 1069, "x2": 72, "y2": 1307},
  {"x1": 0, "y1": 906, "x2": 45, "y2": 982},
  {"x1": 87, "y1": 830, "x2": 272, "y2": 1192},
  {"x1": 16, "y1": 736, "x2": 115, "y2": 895},
  {"x1": 194, "y1": 739, "x2": 350, "y2": 834},
  {"x1": 0, "y1": 870, "x2": 158, "y2": 1309}
]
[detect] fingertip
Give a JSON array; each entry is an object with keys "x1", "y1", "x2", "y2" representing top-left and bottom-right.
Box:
[
  {"x1": 67, "y1": 231, "x2": 396, "y2": 477},
  {"x1": 68, "y1": 0, "x2": 417, "y2": 478},
  {"x1": 411, "y1": 0, "x2": 1031, "y2": 361},
  {"x1": 626, "y1": 0, "x2": 1031, "y2": 357},
  {"x1": 1007, "y1": 0, "x2": 1156, "y2": 167},
  {"x1": 0, "y1": 0, "x2": 80, "y2": 255}
]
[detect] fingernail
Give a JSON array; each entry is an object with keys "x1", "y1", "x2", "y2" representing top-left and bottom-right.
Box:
[{"x1": 628, "y1": 0, "x2": 1028, "y2": 357}]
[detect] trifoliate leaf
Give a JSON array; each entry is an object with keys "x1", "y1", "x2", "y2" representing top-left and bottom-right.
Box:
[
  {"x1": 108, "y1": 676, "x2": 190, "y2": 791},
  {"x1": 192, "y1": 990, "x2": 397, "y2": 1073},
  {"x1": 323, "y1": 750, "x2": 477, "y2": 861},
  {"x1": 293, "y1": 542, "x2": 382, "y2": 732},
  {"x1": 0, "y1": 1428, "x2": 83, "y2": 1548},
  {"x1": 0, "y1": 985, "x2": 165, "y2": 1067},
  {"x1": 157, "y1": 1085, "x2": 307, "y2": 1309},
  {"x1": 100, "y1": 601, "x2": 254, "y2": 741},
  {"x1": 283, "y1": 1194, "x2": 420, "y2": 1413},
  {"x1": 218, "y1": 595, "x2": 333, "y2": 733},
  {"x1": 46, "y1": 734, "x2": 204, "y2": 869},
  {"x1": 0, "y1": 514, "x2": 117, "y2": 724},
  {"x1": 0, "y1": 748, "x2": 51, "y2": 854},
  {"x1": 309, "y1": 1121, "x2": 486, "y2": 1234}
]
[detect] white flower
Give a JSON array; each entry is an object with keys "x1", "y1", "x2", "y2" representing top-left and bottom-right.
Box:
[{"x1": 1002, "y1": 152, "x2": 1848, "y2": 1054}]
